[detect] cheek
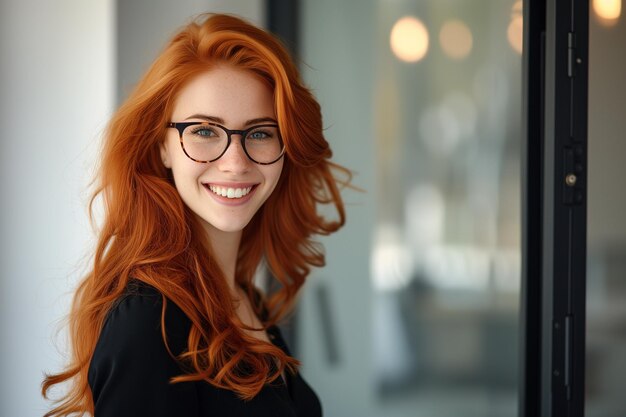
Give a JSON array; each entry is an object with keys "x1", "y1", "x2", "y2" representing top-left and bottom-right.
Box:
[
  {"x1": 266, "y1": 161, "x2": 284, "y2": 189},
  {"x1": 169, "y1": 158, "x2": 206, "y2": 189}
]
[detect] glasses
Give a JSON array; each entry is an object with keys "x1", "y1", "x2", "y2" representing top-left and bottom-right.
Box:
[{"x1": 167, "y1": 121, "x2": 285, "y2": 165}]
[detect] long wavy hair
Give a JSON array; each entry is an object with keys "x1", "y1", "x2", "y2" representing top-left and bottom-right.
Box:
[{"x1": 42, "y1": 13, "x2": 349, "y2": 416}]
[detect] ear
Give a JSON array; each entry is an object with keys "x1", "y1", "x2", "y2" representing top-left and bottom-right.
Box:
[{"x1": 159, "y1": 141, "x2": 172, "y2": 169}]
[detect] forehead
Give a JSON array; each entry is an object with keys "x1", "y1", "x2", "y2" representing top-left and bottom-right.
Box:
[{"x1": 171, "y1": 66, "x2": 275, "y2": 124}]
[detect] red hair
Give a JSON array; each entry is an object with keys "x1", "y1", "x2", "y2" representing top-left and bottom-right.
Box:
[{"x1": 42, "y1": 13, "x2": 349, "y2": 416}]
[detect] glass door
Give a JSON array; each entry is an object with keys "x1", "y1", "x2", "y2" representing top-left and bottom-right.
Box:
[{"x1": 295, "y1": 1, "x2": 523, "y2": 416}]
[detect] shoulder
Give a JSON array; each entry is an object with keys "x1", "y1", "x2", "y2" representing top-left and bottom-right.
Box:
[
  {"x1": 104, "y1": 281, "x2": 190, "y2": 348},
  {"x1": 96, "y1": 280, "x2": 191, "y2": 359},
  {"x1": 88, "y1": 280, "x2": 197, "y2": 416},
  {"x1": 107, "y1": 280, "x2": 163, "y2": 332}
]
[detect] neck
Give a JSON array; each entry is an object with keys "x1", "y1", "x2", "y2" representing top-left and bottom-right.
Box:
[{"x1": 203, "y1": 224, "x2": 242, "y2": 294}]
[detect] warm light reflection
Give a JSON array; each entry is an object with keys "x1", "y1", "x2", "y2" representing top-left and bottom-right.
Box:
[
  {"x1": 593, "y1": 0, "x2": 622, "y2": 25},
  {"x1": 508, "y1": 2, "x2": 523, "y2": 55},
  {"x1": 439, "y1": 20, "x2": 473, "y2": 60},
  {"x1": 390, "y1": 16, "x2": 429, "y2": 62}
]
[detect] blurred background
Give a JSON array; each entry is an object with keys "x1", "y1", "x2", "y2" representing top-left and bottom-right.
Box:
[{"x1": 0, "y1": 1, "x2": 624, "y2": 416}]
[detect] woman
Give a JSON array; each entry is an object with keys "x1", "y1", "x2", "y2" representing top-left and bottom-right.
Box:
[{"x1": 42, "y1": 13, "x2": 349, "y2": 416}]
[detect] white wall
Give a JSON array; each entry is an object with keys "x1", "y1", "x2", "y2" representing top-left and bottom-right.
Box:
[{"x1": 0, "y1": 1, "x2": 115, "y2": 416}]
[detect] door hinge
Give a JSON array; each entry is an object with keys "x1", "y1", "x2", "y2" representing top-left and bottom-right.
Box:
[
  {"x1": 567, "y1": 32, "x2": 577, "y2": 77},
  {"x1": 564, "y1": 315, "x2": 572, "y2": 400}
]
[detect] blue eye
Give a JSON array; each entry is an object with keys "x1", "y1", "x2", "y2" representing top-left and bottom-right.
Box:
[
  {"x1": 190, "y1": 127, "x2": 217, "y2": 137},
  {"x1": 249, "y1": 131, "x2": 270, "y2": 139},
  {"x1": 247, "y1": 127, "x2": 278, "y2": 142}
]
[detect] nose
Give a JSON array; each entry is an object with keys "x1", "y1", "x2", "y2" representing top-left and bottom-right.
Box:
[{"x1": 216, "y1": 135, "x2": 251, "y2": 174}]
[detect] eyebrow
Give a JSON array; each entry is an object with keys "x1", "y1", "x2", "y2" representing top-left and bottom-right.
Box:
[{"x1": 184, "y1": 113, "x2": 277, "y2": 126}]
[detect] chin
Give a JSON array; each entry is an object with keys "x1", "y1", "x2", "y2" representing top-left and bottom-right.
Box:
[
  {"x1": 216, "y1": 225, "x2": 249, "y2": 233},
  {"x1": 204, "y1": 217, "x2": 253, "y2": 234}
]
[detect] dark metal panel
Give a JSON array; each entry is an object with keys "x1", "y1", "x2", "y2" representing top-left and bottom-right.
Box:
[
  {"x1": 541, "y1": 0, "x2": 589, "y2": 416},
  {"x1": 520, "y1": 0, "x2": 546, "y2": 415},
  {"x1": 266, "y1": 0, "x2": 300, "y2": 60}
]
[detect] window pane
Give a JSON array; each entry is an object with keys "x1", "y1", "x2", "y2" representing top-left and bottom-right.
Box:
[{"x1": 297, "y1": 1, "x2": 522, "y2": 416}]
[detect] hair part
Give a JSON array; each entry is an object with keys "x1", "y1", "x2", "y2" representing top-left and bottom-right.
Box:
[{"x1": 42, "y1": 13, "x2": 350, "y2": 416}]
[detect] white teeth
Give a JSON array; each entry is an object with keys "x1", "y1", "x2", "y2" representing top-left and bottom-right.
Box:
[{"x1": 208, "y1": 185, "x2": 253, "y2": 199}]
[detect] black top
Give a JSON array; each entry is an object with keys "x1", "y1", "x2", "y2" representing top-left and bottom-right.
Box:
[{"x1": 87, "y1": 281, "x2": 322, "y2": 417}]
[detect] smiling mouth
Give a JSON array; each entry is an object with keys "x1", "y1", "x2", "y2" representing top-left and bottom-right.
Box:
[{"x1": 204, "y1": 184, "x2": 257, "y2": 199}]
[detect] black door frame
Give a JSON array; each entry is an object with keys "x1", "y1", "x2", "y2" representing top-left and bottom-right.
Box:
[
  {"x1": 522, "y1": 1, "x2": 589, "y2": 416},
  {"x1": 520, "y1": 0, "x2": 546, "y2": 415}
]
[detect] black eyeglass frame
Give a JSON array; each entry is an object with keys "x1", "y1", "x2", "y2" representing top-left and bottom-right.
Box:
[{"x1": 166, "y1": 121, "x2": 285, "y2": 165}]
